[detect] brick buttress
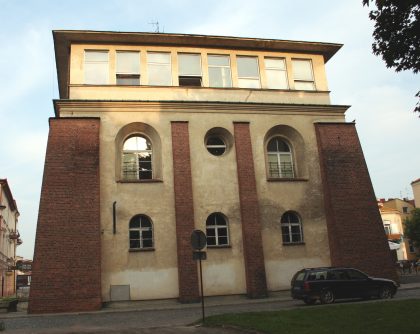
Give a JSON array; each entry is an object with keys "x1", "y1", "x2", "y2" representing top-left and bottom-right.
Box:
[
  {"x1": 233, "y1": 122, "x2": 268, "y2": 298},
  {"x1": 315, "y1": 122, "x2": 397, "y2": 282},
  {"x1": 171, "y1": 121, "x2": 200, "y2": 303},
  {"x1": 28, "y1": 118, "x2": 102, "y2": 313}
]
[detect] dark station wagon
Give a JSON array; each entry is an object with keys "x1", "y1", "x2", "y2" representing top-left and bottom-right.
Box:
[{"x1": 291, "y1": 267, "x2": 399, "y2": 305}]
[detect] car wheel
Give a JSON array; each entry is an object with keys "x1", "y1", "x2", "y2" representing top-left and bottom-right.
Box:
[
  {"x1": 303, "y1": 297, "x2": 316, "y2": 305},
  {"x1": 379, "y1": 286, "x2": 393, "y2": 299},
  {"x1": 320, "y1": 289, "x2": 334, "y2": 304}
]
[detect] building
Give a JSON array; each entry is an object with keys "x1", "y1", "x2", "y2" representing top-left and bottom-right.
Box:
[
  {"x1": 0, "y1": 179, "x2": 21, "y2": 297},
  {"x1": 29, "y1": 30, "x2": 396, "y2": 313},
  {"x1": 412, "y1": 179, "x2": 420, "y2": 207},
  {"x1": 380, "y1": 198, "x2": 417, "y2": 260}
]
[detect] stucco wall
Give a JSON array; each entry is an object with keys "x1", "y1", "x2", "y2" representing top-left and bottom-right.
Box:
[{"x1": 59, "y1": 103, "x2": 341, "y2": 300}]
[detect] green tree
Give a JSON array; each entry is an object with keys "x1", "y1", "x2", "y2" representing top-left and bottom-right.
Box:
[
  {"x1": 363, "y1": 1, "x2": 420, "y2": 114},
  {"x1": 404, "y1": 208, "x2": 420, "y2": 248}
]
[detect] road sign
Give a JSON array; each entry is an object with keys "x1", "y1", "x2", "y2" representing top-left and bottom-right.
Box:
[
  {"x1": 191, "y1": 229, "x2": 207, "y2": 250},
  {"x1": 193, "y1": 251, "x2": 207, "y2": 260}
]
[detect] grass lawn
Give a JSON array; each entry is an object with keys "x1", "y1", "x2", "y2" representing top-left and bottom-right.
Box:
[{"x1": 204, "y1": 299, "x2": 420, "y2": 334}]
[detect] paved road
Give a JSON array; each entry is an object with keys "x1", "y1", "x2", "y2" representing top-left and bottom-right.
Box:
[{"x1": 2, "y1": 288, "x2": 420, "y2": 334}]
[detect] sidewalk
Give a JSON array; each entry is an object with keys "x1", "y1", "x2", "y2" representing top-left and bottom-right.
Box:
[{"x1": 3, "y1": 281, "x2": 420, "y2": 319}]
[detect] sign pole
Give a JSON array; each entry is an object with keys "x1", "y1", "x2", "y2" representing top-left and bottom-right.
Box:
[{"x1": 199, "y1": 256, "x2": 205, "y2": 323}]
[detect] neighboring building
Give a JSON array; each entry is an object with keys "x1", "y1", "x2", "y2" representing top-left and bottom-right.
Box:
[
  {"x1": 29, "y1": 30, "x2": 396, "y2": 313},
  {"x1": 412, "y1": 178, "x2": 420, "y2": 207},
  {"x1": 0, "y1": 179, "x2": 21, "y2": 297},
  {"x1": 15, "y1": 256, "x2": 32, "y2": 299},
  {"x1": 379, "y1": 198, "x2": 417, "y2": 260}
]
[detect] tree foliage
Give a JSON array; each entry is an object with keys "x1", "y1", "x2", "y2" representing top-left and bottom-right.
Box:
[
  {"x1": 404, "y1": 209, "x2": 420, "y2": 248},
  {"x1": 363, "y1": 0, "x2": 420, "y2": 114}
]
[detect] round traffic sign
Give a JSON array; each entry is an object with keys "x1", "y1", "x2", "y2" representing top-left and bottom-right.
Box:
[{"x1": 191, "y1": 229, "x2": 207, "y2": 250}]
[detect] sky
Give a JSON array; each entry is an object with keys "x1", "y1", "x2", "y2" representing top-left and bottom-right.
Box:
[{"x1": 0, "y1": 0, "x2": 418, "y2": 260}]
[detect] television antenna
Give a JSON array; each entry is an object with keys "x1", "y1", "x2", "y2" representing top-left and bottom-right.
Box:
[{"x1": 149, "y1": 21, "x2": 160, "y2": 33}]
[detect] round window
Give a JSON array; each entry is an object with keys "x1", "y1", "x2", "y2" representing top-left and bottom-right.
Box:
[{"x1": 206, "y1": 136, "x2": 226, "y2": 156}]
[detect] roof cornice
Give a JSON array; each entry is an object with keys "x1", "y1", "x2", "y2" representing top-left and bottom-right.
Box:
[{"x1": 53, "y1": 99, "x2": 350, "y2": 117}]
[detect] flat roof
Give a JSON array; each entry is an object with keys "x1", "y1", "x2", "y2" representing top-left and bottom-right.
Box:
[{"x1": 53, "y1": 30, "x2": 343, "y2": 99}]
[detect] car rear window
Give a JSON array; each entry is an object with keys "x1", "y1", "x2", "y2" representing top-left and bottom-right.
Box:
[{"x1": 295, "y1": 272, "x2": 306, "y2": 281}]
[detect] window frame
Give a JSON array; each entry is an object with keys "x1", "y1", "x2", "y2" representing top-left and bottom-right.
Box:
[
  {"x1": 84, "y1": 50, "x2": 109, "y2": 85},
  {"x1": 129, "y1": 215, "x2": 154, "y2": 250},
  {"x1": 236, "y1": 56, "x2": 261, "y2": 89},
  {"x1": 206, "y1": 213, "x2": 230, "y2": 247},
  {"x1": 116, "y1": 51, "x2": 141, "y2": 85},
  {"x1": 147, "y1": 51, "x2": 172, "y2": 86},
  {"x1": 264, "y1": 57, "x2": 289, "y2": 89},
  {"x1": 281, "y1": 211, "x2": 303, "y2": 244},
  {"x1": 178, "y1": 53, "x2": 203, "y2": 87},
  {"x1": 207, "y1": 54, "x2": 233, "y2": 88},
  {"x1": 122, "y1": 135, "x2": 153, "y2": 181},
  {"x1": 267, "y1": 136, "x2": 295, "y2": 179},
  {"x1": 292, "y1": 58, "x2": 316, "y2": 91}
]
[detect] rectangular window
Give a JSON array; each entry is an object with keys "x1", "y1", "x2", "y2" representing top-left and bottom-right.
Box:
[
  {"x1": 84, "y1": 50, "x2": 109, "y2": 84},
  {"x1": 147, "y1": 52, "x2": 171, "y2": 86},
  {"x1": 208, "y1": 55, "x2": 232, "y2": 88},
  {"x1": 116, "y1": 51, "x2": 140, "y2": 85},
  {"x1": 237, "y1": 56, "x2": 260, "y2": 88},
  {"x1": 178, "y1": 53, "x2": 202, "y2": 86},
  {"x1": 265, "y1": 57, "x2": 288, "y2": 89},
  {"x1": 292, "y1": 59, "x2": 315, "y2": 90},
  {"x1": 384, "y1": 222, "x2": 392, "y2": 235}
]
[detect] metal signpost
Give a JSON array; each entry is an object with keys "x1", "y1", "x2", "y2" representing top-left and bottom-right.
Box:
[{"x1": 191, "y1": 229, "x2": 207, "y2": 323}]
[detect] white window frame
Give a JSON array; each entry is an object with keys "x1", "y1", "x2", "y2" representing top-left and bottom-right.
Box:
[
  {"x1": 84, "y1": 50, "x2": 109, "y2": 85},
  {"x1": 147, "y1": 52, "x2": 172, "y2": 86},
  {"x1": 122, "y1": 135, "x2": 153, "y2": 180},
  {"x1": 236, "y1": 56, "x2": 261, "y2": 88},
  {"x1": 129, "y1": 215, "x2": 154, "y2": 250},
  {"x1": 292, "y1": 58, "x2": 315, "y2": 91},
  {"x1": 178, "y1": 53, "x2": 202, "y2": 86},
  {"x1": 383, "y1": 221, "x2": 392, "y2": 235},
  {"x1": 116, "y1": 51, "x2": 140, "y2": 85},
  {"x1": 267, "y1": 137, "x2": 295, "y2": 178},
  {"x1": 208, "y1": 54, "x2": 232, "y2": 88},
  {"x1": 264, "y1": 57, "x2": 288, "y2": 89},
  {"x1": 281, "y1": 212, "x2": 303, "y2": 244},
  {"x1": 206, "y1": 213, "x2": 230, "y2": 247}
]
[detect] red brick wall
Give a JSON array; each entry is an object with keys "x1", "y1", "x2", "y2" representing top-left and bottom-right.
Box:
[
  {"x1": 28, "y1": 118, "x2": 102, "y2": 313},
  {"x1": 315, "y1": 123, "x2": 397, "y2": 281},
  {"x1": 171, "y1": 121, "x2": 200, "y2": 303},
  {"x1": 233, "y1": 122, "x2": 268, "y2": 298}
]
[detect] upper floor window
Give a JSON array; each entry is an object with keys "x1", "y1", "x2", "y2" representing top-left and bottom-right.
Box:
[
  {"x1": 383, "y1": 221, "x2": 392, "y2": 235},
  {"x1": 281, "y1": 211, "x2": 303, "y2": 244},
  {"x1": 116, "y1": 51, "x2": 140, "y2": 85},
  {"x1": 129, "y1": 215, "x2": 153, "y2": 250},
  {"x1": 206, "y1": 213, "x2": 229, "y2": 246},
  {"x1": 292, "y1": 59, "x2": 315, "y2": 90},
  {"x1": 265, "y1": 58, "x2": 288, "y2": 89},
  {"x1": 267, "y1": 137, "x2": 294, "y2": 178},
  {"x1": 147, "y1": 52, "x2": 171, "y2": 86},
  {"x1": 208, "y1": 55, "x2": 232, "y2": 88},
  {"x1": 237, "y1": 56, "x2": 260, "y2": 88},
  {"x1": 122, "y1": 136, "x2": 152, "y2": 180},
  {"x1": 84, "y1": 50, "x2": 109, "y2": 84},
  {"x1": 178, "y1": 53, "x2": 202, "y2": 86}
]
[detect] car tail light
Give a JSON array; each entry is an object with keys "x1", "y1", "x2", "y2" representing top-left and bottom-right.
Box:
[{"x1": 303, "y1": 281, "x2": 311, "y2": 292}]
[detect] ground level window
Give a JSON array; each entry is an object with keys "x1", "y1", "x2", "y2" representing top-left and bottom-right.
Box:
[
  {"x1": 129, "y1": 215, "x2": 153, "y2": 249},
  {"x1": 206, "y1": 213, "x2": 229, "y2": 246},
  {"x1": 281, "y1": 211, "x2": 303, "y2": 244}
]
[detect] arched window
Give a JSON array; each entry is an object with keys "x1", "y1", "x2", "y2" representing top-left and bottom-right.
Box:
[
  {"x1": 129, "y1": 215, "x2": 153, "y2": 249},
  {"x1": 267, "y1": 137, "x2": 294, "y2": 178},
  {"x1": 281, "y1": 211, "x2": 303, "y2": 244},
  {"x1": 206, "y1": 213, "x2": 229, "y2": 246},
  {"x1": 122, "y1": 136, "x2": 152, "y2": 180}
]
